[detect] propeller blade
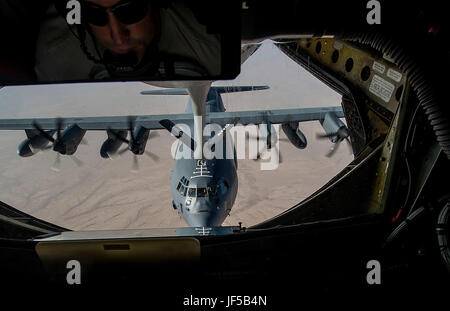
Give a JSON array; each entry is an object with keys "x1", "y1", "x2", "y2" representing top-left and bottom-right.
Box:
[
  {"x1": 107, "y1": 128, "x2": 129, "y2": 144},
  {"x1": 32, "y1": 121, "x2": 55, "y2": 143},
  {"x1": 246, "y1": 133, "x2": 259, "y2": 141},
  {"x1": 56, "y1": 118, "x2": 63, "y2": 141},
  {"x1": 131, "y1": 154, "x2": 139, "y2": 173},
  {"x1": 326, "y1": 139, "x2": 342, "y2": 157},
  {"x1": 267, "y1": 135, "x2": 272, "y2": 150},
  {"x1": 159, "y1": 119, "x2": 196, "y2": 151},
  {"x1": 128, "y1": 117, "x2": 136, "y2": 143},
  {"x1": 275, "y1": 145, "x2": 283, "y2": 164},
  {"x1": 118, "y1": 147, "x2": 129, "y2": 155},
  {"x1": 253, "y1": 146, "x2": 283, "y2": 164},
  {"x1": 144, "y1": 150, "x2": 160, "y2": 162},
  {"x1": 338, "y1": 127, "x2": 350, "y2": 139},
  {"x1": 51, "y1": 153, "x2": 61, "y2": 172},
  {"x1": 148, "y1": 131, "x2": 159, "y2": 139},
  {"x1": 317, "y1": 132, "x2": 338, "y2": 139},
  {"x1": 345, "y1": 137, "x2": 353, "y2": 155},
  {"x1": 106, "y1": 151, "x2": 118, "y2": 160},
  {"x1": 253, "y1": 137, "x2": 267, "y2": 161},
  {"x1": 70, "y1": 155, "x2": 83, "y2": 167}
]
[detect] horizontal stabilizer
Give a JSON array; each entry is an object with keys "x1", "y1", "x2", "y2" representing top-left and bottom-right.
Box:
[
  {"x1": 141, "y1": 89, "x2": 189, "y2": 95},
  {"x1": 213, "y1": 85, "x2": 269, "y2": 93},
  {"x1": 140, "y1": 86, "x2": 269, "y2": 96},
  {"x1": 140, "y1": 89, "x2": 189, "y2": 95}
]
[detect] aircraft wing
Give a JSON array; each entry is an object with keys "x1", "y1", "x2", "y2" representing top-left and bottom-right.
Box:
[
  {"x1": 0, "y1": 106, "x2": 343, "y2": 131},
  {"x1": 0, "y1": 115, "x2": 188, "y2": 131},
  {"x1": 206, "y1": 106, "x2": 343, "y2": 126}
]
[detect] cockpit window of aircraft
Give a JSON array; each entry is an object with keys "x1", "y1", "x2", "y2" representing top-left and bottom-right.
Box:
[
  {"x1": 196, "y1": 188, "x2": 208, "y2": 198},
  {"x1": 176, "y1": 176, "x2": 190, "y2": 196},
  {"x1": 180, "y1": 176, "x2": 189, "y2": 186},
  {"x1": 180, "y1": 186, "x2": 187, "y2": 196},
  {"x1": 0, "y1": 40, "x2": 353, "y2": 230},
  {"x1": 188, "y1": 188, "x2": 196, "y2": 198}
]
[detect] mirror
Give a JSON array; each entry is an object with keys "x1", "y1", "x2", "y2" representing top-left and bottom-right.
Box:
[{"x1": 0, "y1": 0, "x2": 241, "y2": 85}]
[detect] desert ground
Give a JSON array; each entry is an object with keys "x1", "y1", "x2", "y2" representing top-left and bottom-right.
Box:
[{"x1": 0, "y1": 41, "x2": 353, "y2": 230}]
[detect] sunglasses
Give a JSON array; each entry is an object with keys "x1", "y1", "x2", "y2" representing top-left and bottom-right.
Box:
[{"x1": 83, "y1": 0, "x2": 151, "y2": 26}]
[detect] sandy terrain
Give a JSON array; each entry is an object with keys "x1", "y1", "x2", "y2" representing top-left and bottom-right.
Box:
[{"x1": 0, "y1": 41, "x2": 353, "y2": 230}]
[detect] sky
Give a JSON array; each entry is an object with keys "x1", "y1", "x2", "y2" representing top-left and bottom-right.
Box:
[{"x1": 0, "y1": 41, "x2": 352, "y2": 230}]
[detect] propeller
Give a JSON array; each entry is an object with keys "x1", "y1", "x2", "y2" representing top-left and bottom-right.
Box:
[
  {"x1": 108, "y1": 117, "x2": 159, "y2": 172},
  {"x1": 253, "y1": 146, "x2": 283, "y2": 164},
  {"x1": 132, "y1": 154, "x2": 139, "y2": 173},
  {"x1": 159, "y1": 119, "x2": 196, "y2": 151},
  {"x1": 316, "y1": 126, "x2": 352, "y2": 157},
  {"x1": 32, "y1": 118, "x2": 84, "y2": 171},
  {"x1": 246, "y1": 129, "x2": 283, "y2": 164},
  {"x1": 107, "y1": 128, "x2": 129, "y2": 145},
  {"x1": 70, "y1": 155, "x2": 83, "y2": 167},
  {"x1": 32, "y1": 120, "x2": 56, "y2": 143},
  {"x1": 51, "y1": 153, "x2": 61, "y2": 172},
  {"x1": 115, "y1": 149, "x2": 158, "y2": 173}
]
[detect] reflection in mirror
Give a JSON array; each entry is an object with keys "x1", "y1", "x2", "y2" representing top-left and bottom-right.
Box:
[{"x1": 0, "y1": 0, "x2": 240, "y2": 85}]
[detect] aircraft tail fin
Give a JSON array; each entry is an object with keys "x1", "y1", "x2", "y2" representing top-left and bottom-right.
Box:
[{"x1": 140, "y1": 86, "x2": 269, "y2": 96}]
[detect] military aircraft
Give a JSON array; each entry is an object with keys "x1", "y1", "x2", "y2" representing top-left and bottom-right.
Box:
[
  {"x1": 2, "y1": 0, "x2": 449, "y2": 302},
  {"x1": 0, "y1": 84, "x2": 347, "y2": 228}
]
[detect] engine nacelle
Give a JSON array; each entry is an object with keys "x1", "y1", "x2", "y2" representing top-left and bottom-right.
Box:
[
  {"x1": 320, "y1": 112, "x2": 347, "y2": 143},
  {"x1": 17, "y1": 129, "x2": 54, "y2": 157},
  {"x1": 100, "y1": 130, "x2": 127, "y2": 158},
  {"x1": 17, "y1": 139, "x2": 33, "y2": 157},
  {"x1": 281, "y1": 122, "x2": 307, "y2": 149},
  {"x1": 54, "y1": 124, "x2": 86, "y2": 155},
  {"x1": 130, "y1": 126, "x2": 150, "y2": 155}
]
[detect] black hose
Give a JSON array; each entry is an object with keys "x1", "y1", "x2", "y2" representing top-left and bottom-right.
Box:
[
  {"x1": 437, "y1": 201, "x2": 450, "y2": 273},
  {"x1": 384, "y1": 206, "x2": 426, "y2": 247},
  {"x1": 338, "y1": 29, "x2": 450, "y2": 160}
]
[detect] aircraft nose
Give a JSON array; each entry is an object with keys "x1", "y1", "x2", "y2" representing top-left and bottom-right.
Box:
[
  {"x1": 186, "y1": 213, "x2": 213, "y2": 227},
  {"x1": 186, "y1": 200, "x2": 222, "y2": 227},
  {"x1": 192, "y1": 200, "x2": 214, "y2": 213}
]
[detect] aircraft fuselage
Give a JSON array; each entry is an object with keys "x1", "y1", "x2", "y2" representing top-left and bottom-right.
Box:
[{"x1": 170, "y1": 88, "x2": 238, "y2": 227}]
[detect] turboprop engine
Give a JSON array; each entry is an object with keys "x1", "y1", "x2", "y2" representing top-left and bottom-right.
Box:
[{"x1": 281, "y1": 122, "x2": 307, "y2": 149}]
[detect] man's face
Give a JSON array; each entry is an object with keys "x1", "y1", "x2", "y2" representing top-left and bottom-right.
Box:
[{"x1": 86, "y1": 0, "x2": 158, "y2": 62}]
